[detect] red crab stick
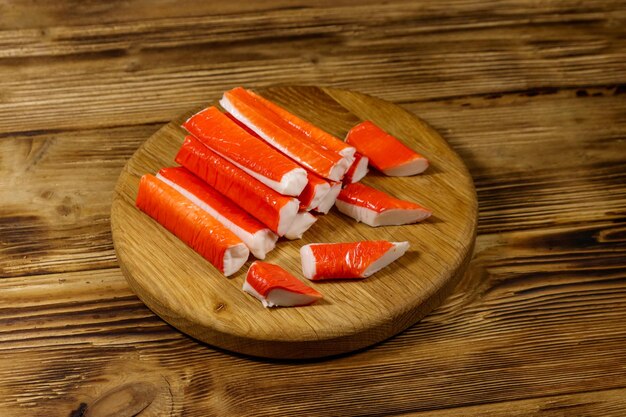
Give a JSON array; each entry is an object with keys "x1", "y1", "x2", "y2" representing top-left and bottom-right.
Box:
[
  {"x1": 224, "y1": 111, "x2": 334, "y2": 212},
  {"x1": 175, "y1": 136, "x2": 299, "y2": 236},
  {"x1": 335, "y1": 183, "x2": 431, "y2": 227},
  {"x1": 343, "y1": 153, "x2": 369, "y2": 184},
  {"x1": 346, "y1": 121, "x2": 429, "y2": 176},
  {"x1": 136, "y1": 174, "x2": 249, "y2": 276},
  {"x1": 243, "y1": 261, "x2": 322, "y2": 308},
  {"x1": 221, "y1": 89, "x2": 351, "y2": 181},
  {"x1": 183, "y1": 107, "x2": 307, "y2": 196},
  {"x1": 239, "y1": 87, "x2": 356, "y2": 160},
  {"x1": 300, "y1": 241, "x2": 409, "y2": 280},
  {"x1": 157, "y1": 167, "x2": 278, "y2": 259}
]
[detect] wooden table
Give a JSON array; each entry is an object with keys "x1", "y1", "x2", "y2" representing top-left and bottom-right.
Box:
[{"x1": 1, "y1": 1, "x2": 624, "y2": 415}]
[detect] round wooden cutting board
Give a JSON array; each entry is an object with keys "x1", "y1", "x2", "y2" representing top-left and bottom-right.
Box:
[{"x1": 111, "y1": 86, "x2": 477, "y2": 359}]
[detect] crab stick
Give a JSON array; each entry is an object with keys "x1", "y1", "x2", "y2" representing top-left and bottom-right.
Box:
[
  {"x1": 345, "y1": 121, "x2": 429, "y2": 176},
  {"x1": 135, "y1": 174, "x2": 249, "y2": 276},
  {"x1": 175, "y1": 135, "x2": 299, "y2": 236},
  {"x1": 183, "y1": 106, "x2": 307, "y2": 196},
  {"x1": 335, "y1": 183, "x2": 431, "y2": 227},
  {"x1": 225, "y1": 111, "x2": 335, "y2": 211},
  {"x1": 300, "y1": 241, "x2": 409, "y2": 280},
  {"x1": 343, "y1": 153, "x2": 369, "y2": 184},
  {"x1": 284, "y1": 212, "x2": 317, "y2": 240},
  {"x1": 243, "y1": 261, "x2": 322, "y2": 308},
  {"x1": 156, "y1": 167, "x2": 278, "y2": 259},
  {"x1": 313, "y1": 181, "x2": 342, "y2": 214},
  {"x1": 221, "y1": 89, "x2": 351, "y2": 181},
  {"x1": 235, "y1": 87, "x2": 356, "y2": 161}
]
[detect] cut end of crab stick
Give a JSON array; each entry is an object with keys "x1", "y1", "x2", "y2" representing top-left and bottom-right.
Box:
[
  {"x1": 183, "y1": 106, "x2": 308, "y2": 196},
  {"x1": 343, "y1": 153, "x2": 369, "y2": 184},
  {"x1": 277, "y1": 199, "x2": 300, "y2": 236},
  {"x1": 328, "y1": 157, "x2": 352, "y2": 182},
  {"x1": 175, "y1": 136, "x2": 299, "y2": 237},
  {"x1": 335, "y1": 182, "x2": 431, "y2": 227},
  {"x1": 136, "y1": 174, "x2": 249, "y2": 276},
  {"x1": 346, "y1": 121, "x2": 429, "y2": 176},
  {"x1": 284, "y1": 212, "x2": 317, "y2": 240},
  {"x1": 298, "y1": 171, "x2": 331, "y2": 211},
  {"x1": 243, "y1": 261, "x2": 322, "y2": 308},
  {"x1": 223, "y1": 244, "x2": 252, "y2": 276},
  {"x1": 156, "y1": 168, "x2": 278, "y2": 259},
  {"x1": 279, "y1": 169, "x2": 309, "y2": 196},
  {"x1": 313, "y1": 181, "x2": 342, "y2": 214},
  {"x1": 300, "y1": 241, "x2": 409, "y2": 280}
]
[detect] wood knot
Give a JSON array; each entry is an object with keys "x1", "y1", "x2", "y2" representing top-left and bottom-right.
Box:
[
  {"x1": 215, "y1": 302, "x2": 226, "y2": 313},
  {"x1": 83, "y1": 381, "x2": 156, "y2": 417},
  {"x1": 68, "y1": 402, "x2": 87, "y2": 417}
]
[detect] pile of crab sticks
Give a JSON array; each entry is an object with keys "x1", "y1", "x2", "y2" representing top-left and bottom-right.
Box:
[{"x1": 136, "y1": 87, "x2": 432, "y2": 308}]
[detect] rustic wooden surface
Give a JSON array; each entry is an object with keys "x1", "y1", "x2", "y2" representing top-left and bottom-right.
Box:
[
  {"x1": 0, "y1": 0, "x2": 625, "y2": 414},
  {"x1": 111, "y1": 86, "x2": 477, "y2": 359}
]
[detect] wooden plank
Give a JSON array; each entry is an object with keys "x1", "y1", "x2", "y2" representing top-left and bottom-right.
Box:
[
  {"x1": 0, "y1": 124, "x2": 155, "y2": 277},
  {"x1": 0, "y1": 2, "x2": 623, "y2": 134},
  {"x1": 0, "y1": 0, "x2": 624, "y2": 415},
  {"x1": 0, "y1": 219, "x2": 625, "y2": 415},
  {"x1": 0, "y1": 269, "x2": 176, "y2": 349},
  {"x1": 395, "y1": 388, "x2": 626, "y2": 416},
  {"x1": 401, "y1": 88, "x2": 626, "y2": 234},
  {"x1": 0, "y1": 0, "x2": 415, "y2": 29}
]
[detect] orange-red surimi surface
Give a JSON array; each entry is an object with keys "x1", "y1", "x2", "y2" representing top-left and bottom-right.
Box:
[
  {"x1": 236, "y1": 87, "x2": 354, "y2": 156},
  {"x1": 175, "y1": 135, "x2": 297, "y2": 235},
  {"x1": 247, "y1": 261, "x2": 321, "y2": 299},
  {"x1": 337, "y1": 182, "x2": 427, "y2": 213},
  {"x1": 343, "y1": 152, "x2": 368, "y2": 184},
  {"x1": 158, "y1": 167, "x2": 266, "y2": 235},
  {"x1": 183, "y1": 106, "x2": 306, "y2": 195},
  {"x1": 345, "y1": 121, "x2": 428, "y2": 174},
  {"x1": 222, "y1": 89, "x2": 345, "y2": 180},
  {"x1": 307, "y1": 241, "x2": 395, "y2": 279},
  {"x1": 226, "y1": 111, "x2": 333, "y2": 211},
  {"x1": 135, "y1": 174, "x2": 243, "y2": 274}
]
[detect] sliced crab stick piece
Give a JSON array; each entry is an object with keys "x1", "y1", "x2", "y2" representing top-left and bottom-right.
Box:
[
  {"x1": 175, "y1": 135, "x2": 299, "y2": 236},
  {"x1": 343, "y1": 153, "x2": 369, "y2": 184},
  {"x1": 300, "y1": 241, "x2": 409, "y2": 280},
  {"x1": 235, "y1": 87, "x2": 356, "y2": 161},
  {"x1": 335, "y1": 183, "x2": 431, "y2": 227},
  {"x1": 346, "y1": 121, "x2": 429, "y2": 176},
  {"x1": 183, "y1": 106, "x2": 307, "y2": 196},
  {"x1": 298, "y1": 170, "x2": 331, "y2": 211},
  {"x1": 156, "y1": 167, "x2": 278, "y2": 259},
  {"x1": 313, "y1": 181, "x2": 342, "y2": 214},
  {"x1": 243, "y1": 261, "x2": 322, "y2": 308},
  {"x1": 136, "y1": 174, "x2": 249, "y2": 276},
  {"x1": 221, "y1": 90, "x2": 351, "y2": 181},
  {"x1": 284, "y1": 212, "x2": 317, "y2": 240}
]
